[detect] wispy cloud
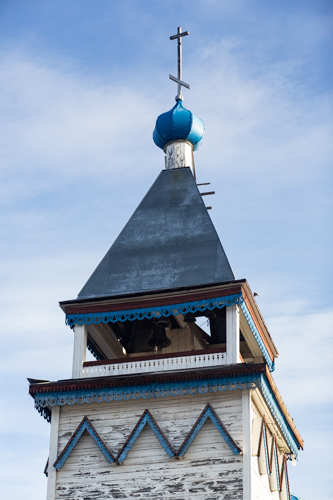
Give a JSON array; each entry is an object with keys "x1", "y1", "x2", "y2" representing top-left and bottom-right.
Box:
[
  {"x1": 0, "y1": 24, "x2": 331, "y2": 499},
  {"x1": 0, "y1": 52, "x2": 162, "y2": 205},
  {"x1": 270, "y1": 309, "x2": 333, "y2": 406},
  {"x1": 1, "y1": 41, "x2": 331, "y2": 382}
]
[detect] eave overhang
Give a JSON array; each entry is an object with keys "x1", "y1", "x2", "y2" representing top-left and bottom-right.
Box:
[
  {"x1": 59, "y1": 279, "x2": 278, "y2": 367},
  {"x1": 59, "y1": 279, "x2": 243, "y2": 309},
  {"x1": 29, "y1": 363, "x2": 303, "y2": 454}
]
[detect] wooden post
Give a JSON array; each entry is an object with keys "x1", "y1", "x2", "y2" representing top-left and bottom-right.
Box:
[
  {"x1": 72, "y1": 324, "x2": 87, "y2": 379},
  {"x1": 46, "y1": 406, "x2": 60, "y2": 500},
  {"x1": 226, "y1": 304, "x2": 240, "y2": 364},
  {"x1": 242, "y1": 389, "x2": 252, "y2": 500}
]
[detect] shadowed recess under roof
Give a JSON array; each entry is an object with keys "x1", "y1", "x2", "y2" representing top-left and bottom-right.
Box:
[{"x1": 78, "y1": 167, "x2": 235, "y2": 299}]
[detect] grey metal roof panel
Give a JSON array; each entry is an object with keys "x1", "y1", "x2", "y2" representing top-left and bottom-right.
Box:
[{"x1": 78, "y1": 167, "x2": 235, "y2": 299}]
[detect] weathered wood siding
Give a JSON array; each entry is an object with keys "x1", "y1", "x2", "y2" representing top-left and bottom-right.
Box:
[{"x1": 55, "y1": 391, "x2": 243, "y2": 499}]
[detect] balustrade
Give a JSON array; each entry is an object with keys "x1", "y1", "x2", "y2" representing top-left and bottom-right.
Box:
[{"x1": 83, "y1": 350, "x2": 226, "y2": 378}]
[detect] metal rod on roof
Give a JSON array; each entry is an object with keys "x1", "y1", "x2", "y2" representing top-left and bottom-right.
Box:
[
  {"x1": 200, "y1": 191, "x2": 215, "y2": 196},
  {"x1": 178, "y1": 27, "x2": 182, "y2": 99},
  {"x1": 191, "y1": 149, "x2": 197, "y2": 181}
]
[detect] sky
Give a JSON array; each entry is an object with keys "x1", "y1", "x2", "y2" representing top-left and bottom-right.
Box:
[{"x1": 0, "y1": 1, "x2": 332, "y2": 498}]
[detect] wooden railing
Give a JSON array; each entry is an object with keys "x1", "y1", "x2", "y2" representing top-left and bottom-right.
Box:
[{"x1": 82, "y1": 348, "x2": 227, "y2": 378}]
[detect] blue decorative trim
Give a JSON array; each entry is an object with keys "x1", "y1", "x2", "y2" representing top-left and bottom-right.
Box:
[
  {"x1": 65, "y1": 293, "x2": 243, "y2": 326},
  {"x1": 262, "y1": 423, "x2": 270, "y2": 474},
  {"x1": 37, "y1": 405, "x2": 51, "y2": 423},
  {"x1": 177, "y1": 404, "x2": 241, "y2": 457},
  {"x1": 32, "y1": 373, "x2": 300, "y2": 458},
  {"x1": 283, "y1": 458, "x2": 291, "y2": 499},
  {"x1": 34, "y1": 373, "x2": 259, "y2": 411},
  {"x1": 117, "y1": 410, "x2": 175, "y2": 463},
  {"x1": 54, "y1": 405, "x2": 241, "y2": 469},
  {"x1": 54, "y1": 417, "x2": 114, "y2": 469},
  {"x1": 259, "y1": 375, "x2": 299, "y2": 458},
  {"x1": 240, "y1": 301, "x2": 274, "y2": 371},
  {"x1": 273, "y1": 442, "x2": 280, "y2": 491},
  {"x1": 87, "y1": 337, "x2": 105, "y2": 361},
  {"x1": 66, "y1": 294, "x2": 276, "y2": 373},
  {"x1": 258, "y1": 418, "x2": 282, "y2": 481}
]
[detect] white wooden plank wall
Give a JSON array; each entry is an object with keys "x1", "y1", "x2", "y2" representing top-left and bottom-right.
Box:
[
  {"x1": 252, "y1": 456, "x2": 280, "y2": 500},
  {"x1": 55, "y1": 391, "x2": 243, "y2": 499}
]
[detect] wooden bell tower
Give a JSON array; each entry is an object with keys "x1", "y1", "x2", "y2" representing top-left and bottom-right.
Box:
[{"x1": 29, "y1": 28, "x2": 303, "y2": 500}]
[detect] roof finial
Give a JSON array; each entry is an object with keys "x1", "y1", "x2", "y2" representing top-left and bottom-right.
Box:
[{"x1": 169, "y1": 27, "x2": 190, "y2": 102}]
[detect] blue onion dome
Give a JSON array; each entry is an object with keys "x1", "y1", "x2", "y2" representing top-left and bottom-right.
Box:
[{"x1": 153, "y1": 100, "x2": 205, "y2": 151}]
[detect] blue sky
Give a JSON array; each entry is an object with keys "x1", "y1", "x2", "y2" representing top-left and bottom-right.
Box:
[{"x1": 0, "y1": 1, "x2": 332, "y2": 499}]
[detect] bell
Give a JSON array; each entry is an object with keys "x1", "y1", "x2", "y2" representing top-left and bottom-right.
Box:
[
  {"x1": 147, "y1": 325, "x2": 171, "y2": 350},
  {"x1": 205, "y1": 311, "x2": 216, "y2": 319},
  {"x1": 156, "y1": 316, "x2": 170, "y2": 328},
  {"x1": 183, "y1": 312, "x2": 196, "y2": 323}
]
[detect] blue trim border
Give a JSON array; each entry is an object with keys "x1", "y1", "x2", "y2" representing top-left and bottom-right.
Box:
[
  {"x1": 54, "y1": 417, "x2": 115, "y2": 469},
  {"x1": 54, "y1": 404, "x2": 241, "y2": 469},
  {"x1": 260, "y1": 375, "x2": 298, "y2": 457},
  {"x1": 65, "y1": 293, "x2": 274, "y2": 371},
  {"x1": 273, "y1": 443, "x2": 281, "y2": 491},
  {"x1": 178, "y1": 403, "x2": 241, "y2": 457},
  {"x1": 34, "y1": 373, "x2": 259, "y2": 410},
  {"x1": 33, "y1": 372, "x2": 299, "y2": 457},
  {"x1": 282, "y1": 457, "x2": 291, "y2": 499},
  {"x1": 262, "y1": 423, "x2": 270, "y2": 474},
  {"x1": 240, "y1": 301, "x2": 274, "y2": 371},
  {"x1": 65, "y1": 294, "x2": 243, "y2": 326},
  {"x1": 117, "y1": 410, "x2": 175, "y2": 463}
]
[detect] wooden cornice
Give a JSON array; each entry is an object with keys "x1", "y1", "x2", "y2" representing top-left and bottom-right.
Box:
[
  {"x1": 241, "y1": 281, "x2": 278, "y2": 358},
  {"x1": 29, "y1": 363, "x2": 303, "y2": 451},
  {"x1": 264, "y1": 365, "x2": 303, "y2": 450},
  {"x1": 59, "y1": 280, "x2": 245, "y2": 315},
  {"x1": 60, "y1": 279, "x2": 279, "y2": 364},
  {"x1": 29, "y1": 362, "x2": 266, "y2": 395}
]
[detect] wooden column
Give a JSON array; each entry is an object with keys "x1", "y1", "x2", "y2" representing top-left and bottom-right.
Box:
[
  {"x1": 242, "y1": 389, "x2": 252, "y2": 500},
  {"x1": 46, "y1": 405, "x2": 60, "y2": 500},
  {"x1": 226, "y1": 304, "x2": 240, "y2": 364},
  {"x1": 72, "y1": 324, "x2": 87, "y2": 379}
]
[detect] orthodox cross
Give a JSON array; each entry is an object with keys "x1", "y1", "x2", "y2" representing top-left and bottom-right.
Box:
[{"x1": 169, "y1": 27, "x2": 190, "y2": 101}]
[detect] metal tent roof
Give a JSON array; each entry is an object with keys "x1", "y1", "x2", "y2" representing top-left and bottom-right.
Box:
[{"x1": 78, "y1": 167, "x2": 235, "y2": 299}]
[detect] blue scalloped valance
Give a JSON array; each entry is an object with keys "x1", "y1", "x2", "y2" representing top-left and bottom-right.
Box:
[
  {"x1": 32, "y1": 372, "x2": 299, "y2": 457},
  {"x1": 65, "y1": 292, "x2": 274, "y2": 371},
  {"x1": 65, "y1": 293, "x2": 243, "y2": 326}
]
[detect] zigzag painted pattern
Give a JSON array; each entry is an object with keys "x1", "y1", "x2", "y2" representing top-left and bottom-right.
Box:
[
  {"x1": 257, "y1": 416, "x2": 291, "y2": 500},
  {"x1": 54, "y1": 403, "x2": 242, "y2": 469}
]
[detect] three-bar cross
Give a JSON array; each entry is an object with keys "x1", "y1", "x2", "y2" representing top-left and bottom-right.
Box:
[{"x1": 169, "y1": 27, "x2": 190, "y2": 101}]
